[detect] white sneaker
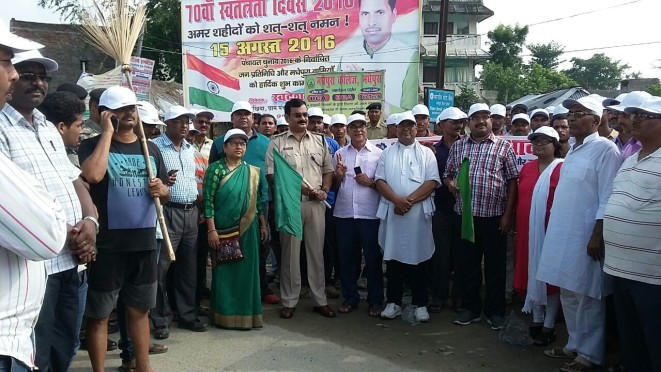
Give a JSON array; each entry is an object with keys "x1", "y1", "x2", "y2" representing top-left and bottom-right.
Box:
[
  {"x1": 380, "y1": 303, "x2": 402, "y2": 319},
  {"x1": 415, "y1": 306, "x2": 430, "y2": 322}
]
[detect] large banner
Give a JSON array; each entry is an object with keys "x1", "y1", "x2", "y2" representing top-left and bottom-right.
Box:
[
  {"x1": 304, "y1": 70, "x2": 384, "y2": 115},
  {"x1": 369, "y1": 136, "x2": 536, "y2": 171},
  {"x1": 181, "y1": 0, "x2": 420, "y2": 121}
]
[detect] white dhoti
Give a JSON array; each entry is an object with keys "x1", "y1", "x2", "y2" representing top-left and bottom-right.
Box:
[{"x1": 560, "y1": 289, "x2": 606, "y2": 365}]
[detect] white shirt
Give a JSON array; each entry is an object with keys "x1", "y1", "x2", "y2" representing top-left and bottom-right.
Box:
[
  {"x1": 537, "y1": 132, "x2": 622, "y2": 298},
  {"x1": 604, "y1": 147, "x2": 661, "y2": 285},
  {"x1": 333, "y1": 141, "x2": 382, "y2": 219},
  {"x1": 0, "y1": 104, "x2": 82, "y2": 275},
  {"x1": 375, "y1": 141, "x2": 440, "y2": 264},
  {"x1": 0, "y1": 152, "x2": 67, "y2": 367}
]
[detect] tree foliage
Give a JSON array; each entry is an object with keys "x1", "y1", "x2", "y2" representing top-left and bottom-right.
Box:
[
  {"x1": 454, "y1": 83, "x2": 481, "y2": 112},
  {"x1": 646, "y1": 83, "x2": 661, "y2": 97},
  {"x1": 563, "y1": 54, "x2": 630, "y2": 90},
  {"x1": 486, "y1": 24, "x2": 529, "y2": 68},
  {"x1": 527, "y1": 42, "x2": 564, "y2": 70},
  {"x1": 480, "y1": 62, "x2": 523, "y2": 103}
]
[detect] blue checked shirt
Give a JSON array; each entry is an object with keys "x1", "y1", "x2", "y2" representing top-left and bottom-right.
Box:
[
  {"x1": 0, "y1": 104, "x2": 83, "y2": 275},
  {"x1": 152, "y1": 134, "x2": 198, "y2": 204}
]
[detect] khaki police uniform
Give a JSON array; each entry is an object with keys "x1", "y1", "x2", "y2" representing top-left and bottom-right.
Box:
[
  {"x1": 266, "y1": 130, "x2": 334, "y2": 308},
  {"x1": 366, "y1": 120, "x2": 388, "y2": 140}
]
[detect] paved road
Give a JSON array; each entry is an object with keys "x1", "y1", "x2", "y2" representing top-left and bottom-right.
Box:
[{"x1": 69, "y1": 297, "x2": 566, "y2": 372}]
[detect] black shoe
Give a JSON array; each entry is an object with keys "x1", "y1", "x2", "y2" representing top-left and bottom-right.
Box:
[
  {"x1": 107, "y1": 339, "x2": 118, "y2": 351},
  {"x1": 200, "y1": 287, "x2": 211, "y2": 299},
  {"x1": 107, "y1": 319, "x2": 119, "y2": 334},
  {"x1": 153, "y1": 325, "x2": 170, "y2": 340},
  {"x1": 178, "y1": 319, "x2": 208, "y2": 332}
]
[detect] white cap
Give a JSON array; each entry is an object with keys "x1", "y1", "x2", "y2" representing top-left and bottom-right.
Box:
[
  {"x1": 608, "y1": 91, "x2": 653, "y2": 112},
  {"x1": 386, "y1": 113, "x2": 398, "y2": 125},
  {"x1": 137, "y1": 101, "x2": 165, "y2": 126},
  {"x1": 223, "y1": 128, "x2": 249, "y2": 143},
  {"x1": 188, "y1": 123, "x2": 200, "y2": 134},
  {"x1": 322, "y1": 114, "x2": 331, "y2": 125},
  {"x1": 530, "y1": 108, "x2": 549, "y2": 119},
  {"x1": 0, "y1": 20, "x2": 44, "y2": 52},
  {"x1": 11, "y1": 49, "x2": 58, "y2": 72},
  {"x1": 397, "y1": 111, "x2": 416, "y2": 125},
  {"x1": 99, "y1": 86, "x2": 137, "y2": 110},
  {"x1": 602, "y1": 97, "x2": 620, "y2": 107},
  {"x1": 511, "y1": 113, "x2": 530, "y2": 124},
  {"x1": 164, "y1": 105, "x2": 195, "y2": 122},
  {"x1": 231, "y1": 101, "x2": 253, "y2": 114},
  {"x1": 193, "y1": 108, "x2": 214, "y2": 120},
  {"x1": 468, "y1": 103, "x2": 490, "y2": 118},
  {"x1": 489, "y1": 104, "x2": 506, "y2": 117},
  {"x1": 330, "y1": 114, "x2": 347, "y2": 126},
  {"x1": 276, "y1": 116, "x2": 288, "y2": 126},
  {"x1": 587, "y1": 93, "x2": 608, "y2": 105},
  {"x1": 308, "y1": 107, "x2": 323, "y2": 118},
  {"x1": 623, "y1": 96, "x2": 661, "y2": 115},
  {"x1": 614, "y1": 93, "x2": 628, "y2": 103},
  {"x1": 562, "y1": 96, "x2": 604, "y2": 116},
  {"x1": 438, "y1": 107, "x2": 467, "y2": 122},
  {"x1": 528, "y1": 126, "x2": 560, "y2": 142},
  {"x1": 553, "y1": 105, "x2": 569, "y2": 117},
  {"x1": 411, "y1": 104, "x2": 430, "y2": 117},
  {"x1": 545, "y1": 105, "x2": 556, "y2": 114},
  {"x1": 347, "y1": 113, "x2": 367, "y2": 125}
]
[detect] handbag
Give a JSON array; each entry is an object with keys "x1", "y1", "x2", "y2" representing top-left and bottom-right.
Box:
[{"x1": 212, "y1": 227, "x2": 243, "y2": 264}]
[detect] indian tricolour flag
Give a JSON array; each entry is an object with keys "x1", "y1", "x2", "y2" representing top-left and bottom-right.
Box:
[{"x1": 185, "y1": 53, "x2": 240, "y2": 120}]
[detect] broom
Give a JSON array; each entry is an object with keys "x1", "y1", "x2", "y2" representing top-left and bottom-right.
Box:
[{"x1": 81, "y1": 0, "x2": 176, "y2": 262}]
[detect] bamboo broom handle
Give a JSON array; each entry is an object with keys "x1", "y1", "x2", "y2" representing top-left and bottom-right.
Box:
[{"x1": 122, "y1": 68, "x2": 176, "y2": 262}]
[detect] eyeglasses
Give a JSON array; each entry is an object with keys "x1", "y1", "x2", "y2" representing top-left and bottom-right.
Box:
[
  {"x1": 18, "y1": 72, "x2": 52, "y2": 83},
  {"x1": 169, "y1": 118, "x2": 190, "y2": 125},
  {"x1": 629, "y1": 113, "x2": 661, "y2": 121},
  {"x1": 531, "y1": 138, "x2": 553, "y2": 146},
  {"x1": 567, "y1": 111, "x2": 593, "y2": 119},
  {"x1": 226, "y1": 140, "x2": 246, "y2": 147},
  {"x1": 348, "y1": 124, "x2": 366, "y2": 130},
  {"x1": 195, "y1": 119, "x2": 211, "y2": 125}
]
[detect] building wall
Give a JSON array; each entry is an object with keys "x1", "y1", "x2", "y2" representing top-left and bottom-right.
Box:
[{"x1": 9, "y1": 19, "x2": 116, "y2": 93}]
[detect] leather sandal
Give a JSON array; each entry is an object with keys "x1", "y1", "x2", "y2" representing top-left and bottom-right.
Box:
[
  {"x1": 313, "y1": 305, "x2": 336, "y2": 318},
  {"x1": 368, "y1": 304, "x2": 382, "y2": 317},
  {"x1": 280, "y1": 307, "x2": 295, "y2": 319},
  {"x1": 337, "y1": 302, "x2": 356, "y2": 314},
  {"x1": 533, "y1": 328, "x2": 556, "y2": 346},
  {"x1": 149, "y1": 343, "x2": 168, "y2": 354},
  {"x1": 544, "y1": 347, "x2": 577, "y2": 359}
]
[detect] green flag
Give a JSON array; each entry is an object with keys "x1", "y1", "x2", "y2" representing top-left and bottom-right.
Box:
[
  {"x1": 272, "y1": 150, "x2": 303, "y2": 240},
  {"x1": 457, "y1": 157, "x2": 475, "y2": 243}
]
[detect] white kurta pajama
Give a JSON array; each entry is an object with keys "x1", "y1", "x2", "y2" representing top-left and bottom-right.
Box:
[
  {"x1": 375, "y1": 141, "x2": 440, "y2": 264},
  {"x1": 536, "y1": 132, "x2": 622, "y2": 365}
]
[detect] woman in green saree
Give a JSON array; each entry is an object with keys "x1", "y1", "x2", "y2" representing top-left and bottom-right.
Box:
[{"x1": 204, "y1": 129, "x2": 268, "y2": 330}]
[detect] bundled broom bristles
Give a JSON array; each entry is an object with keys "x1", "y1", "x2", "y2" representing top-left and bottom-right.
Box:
[
  {"x1": 80, "y1": 0, "x2": 146, "y2": 71},
  {"x1": 79, "y1": 0, "x2": 176, "y2": 262}
]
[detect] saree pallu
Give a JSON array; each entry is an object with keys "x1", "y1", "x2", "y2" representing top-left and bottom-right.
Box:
[{"x1": 203, "y1": 160, "x2": 262, "y2": 330}]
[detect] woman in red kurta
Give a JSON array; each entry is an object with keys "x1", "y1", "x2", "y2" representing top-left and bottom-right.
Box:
[{"x1": 514, "y1": 127, "x2": 564, "y2": 346}]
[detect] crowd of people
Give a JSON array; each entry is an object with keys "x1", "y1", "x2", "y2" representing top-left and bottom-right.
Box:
[{"x1": 1, "y1": 27, "x2": 660, "y2": 372}]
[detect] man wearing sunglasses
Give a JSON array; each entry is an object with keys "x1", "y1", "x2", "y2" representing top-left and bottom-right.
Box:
[
  {"x1": 607, "y1": 91, "x2": 652, "y2": 160},
  {"x1": 537, "y1": 96, "x2": 622, "y2": 372}
]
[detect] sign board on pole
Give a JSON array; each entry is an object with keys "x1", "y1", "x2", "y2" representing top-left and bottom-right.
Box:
[{"x1": 424, "y1": 87, "x2": 455, "y2": 121}]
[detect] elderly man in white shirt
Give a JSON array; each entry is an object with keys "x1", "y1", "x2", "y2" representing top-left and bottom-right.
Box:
[
  {"x1": 536, "y1": 97, "x2": 622, "y2": 372},
  {"x1": 332, "y1": 113, "x2": 384, "y2": 317},
  {"x1": 603, "y1": 96, "x2": 661, "y2": 372},
  {"x1": 374, "y1": 111, "x2": 440, "y2": 323}
]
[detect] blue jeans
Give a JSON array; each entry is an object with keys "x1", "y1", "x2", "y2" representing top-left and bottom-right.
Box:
[
  {"x1": 335, "y1": 218, "x2": 383, "y2": 306},
  {"x1": 0, "y1": 356, "x2": 30, "y2": 372},
  {"x1": 34, "y1": 267, "x2": 80, "y2": 372},
  {"x1": 73, "y1": 270, "x2": 88, "y2": 353}
]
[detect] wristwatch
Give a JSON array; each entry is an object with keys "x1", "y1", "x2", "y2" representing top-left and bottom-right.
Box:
[{"x1": 83, "y1": 216, "x2": 100, "y2": 234}]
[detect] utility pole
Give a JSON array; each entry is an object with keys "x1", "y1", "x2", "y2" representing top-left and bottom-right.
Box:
[{"x1": 436, "y1": 0, "x2": 449, "y2": 89}]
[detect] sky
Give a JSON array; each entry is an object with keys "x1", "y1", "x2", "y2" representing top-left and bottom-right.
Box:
[{"x1": 4, "y1": 0, "x2": 660, "y2": 78}]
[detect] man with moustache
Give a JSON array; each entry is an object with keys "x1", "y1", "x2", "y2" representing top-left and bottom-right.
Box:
[
  {"x1": 530, "y1": 108, "x2": 550, "y2": 131},
  {"x1": 330, "y1": 113, "x2": 348, "y2": 147},
  {"x1": 444, "y1": 103, "x2": 518, "y2": 330},
  {"x1": 510, "y1": 113, "x2": 531, "y2": 136},
  {"x1": 150, "y1": 105, "x2": 207, "y2": 338},
  {"x1": 552, "y1": 106, "x2": 570, "y2": 157},
  {"x1": 375, "y1": 111, "x2": 440, "y2": 322},
  {"x1": 258, "y1": 113, "x2": 276, "y2": 138},
  {"x1": 412, "y1": 104, "x2": 431, "y2": 137},
  {"x1": 79, "y1": 86, "x2": 169, "y2": 372},
  {"x1": 2, "y1": 49, "x2": 98, "y2": 372},
  {"x1": 607, "y1": 91, "x2": 651, "y2": 160},
  {"x1": 490, "y1": 104, "x2": 507, "y2": 136},
  {"x1": 265, "y1": 98, "x2": 336, "y2": 319},
  {"x1": 366, "y1": 102, "x2": 387, "y2": 139},
  {"x1": 191, "y1": 109, "x2": 214, "y2": 160},
  {"x1": 429, "y1": 107, "x2": 466, "y2": 312},
  {"x1": 537, "y1": 97, "x2": 621, "y2": 372}
]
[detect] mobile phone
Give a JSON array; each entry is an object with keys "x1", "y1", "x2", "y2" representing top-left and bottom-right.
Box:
[
  {"x1": 354, "y1": 166, "x2": 362, "y2": 175},
  {"x1": 110, "y1": 116, "x2": 119, "y2": 132},
  {"x1": 168, "y1": 169, "x2": 179, "y2": 176}
]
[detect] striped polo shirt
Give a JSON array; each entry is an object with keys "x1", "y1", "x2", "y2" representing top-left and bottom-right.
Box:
[{"x1": 604, "y1": 147, "x2": 661, "y2": 285}]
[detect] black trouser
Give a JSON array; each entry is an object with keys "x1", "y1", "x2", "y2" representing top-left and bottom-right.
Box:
[
  {"x1": 196, "y1": 222, "x2": 210, "y2": 307},
  {"x1": 259, "y1": 239, "x2": 272, "y2": 297},
  {"x1": 455, "y1": 215, "x2": 506, "y2": 317},
  {"x1": 429, "y1": 209, "x2": 461, "y2": 305},
  {"x1": 323, "y1": 206, "x2": 338, "y2": 284},
  {"x1": 151, "y1": 205, "x2": 199, "y2": 327},
  {"x1": 613, "y1": 276, "x2": 661, "y2": 372},
  {"x1": 385, "y1": 260, "x2": 428, "y2": 307}
]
